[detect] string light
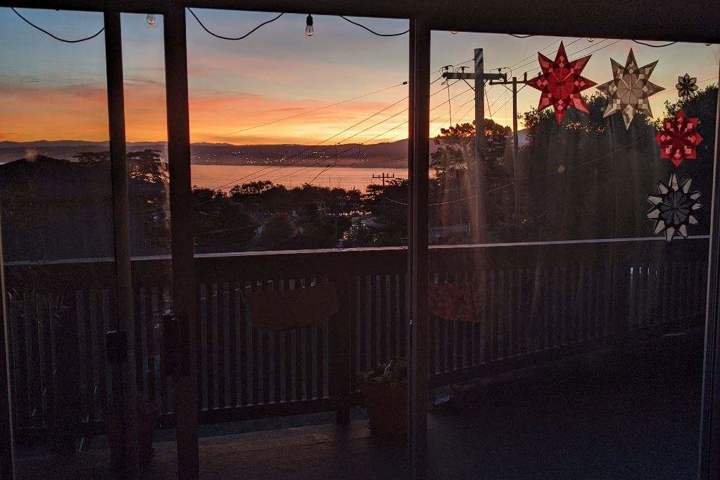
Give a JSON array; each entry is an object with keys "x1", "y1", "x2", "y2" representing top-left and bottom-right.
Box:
[
  {"x1": 187, "y1": 9, "x2": 285, "y2": 41},
  {"x1": 305, "y1": 14, "x2": 314, "y2": 37},
  {"x1": 339, "y1": 16, "x2": 409, "y2": 36},
  {"x1": 12, "y1": 9, "x2": 699, "y2": 49},
  {"x1": 10, "y1": 7, "x2": 104, "y2": 43}
]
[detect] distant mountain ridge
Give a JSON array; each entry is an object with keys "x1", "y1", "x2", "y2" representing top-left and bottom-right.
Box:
[
  {"x1": 0, "y1": 133, "x2": 530, "y2": 167},
  {"x1": 0, "y1": 139, "x2": 413, "y2": 168}
]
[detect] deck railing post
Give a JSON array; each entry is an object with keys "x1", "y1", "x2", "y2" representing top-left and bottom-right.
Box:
[
  {"x1": 329, "y1": 274, "x2": 352, "y2": 426},
  {"x1": 52, "y1": 299, "x2": 81, "y2": 454}
]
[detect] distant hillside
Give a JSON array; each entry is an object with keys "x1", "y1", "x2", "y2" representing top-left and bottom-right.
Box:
[
  {"x1": 0, "y1": 139, "x2": 412, "y2": 168},
  {"x1": 0, "y1": 132, "x2": 530, "y2": 167}
]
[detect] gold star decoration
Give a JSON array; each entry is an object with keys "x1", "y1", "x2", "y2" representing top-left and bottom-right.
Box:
[{"x1": 596, "y1": 49, "x2": 664, "y2": 129}]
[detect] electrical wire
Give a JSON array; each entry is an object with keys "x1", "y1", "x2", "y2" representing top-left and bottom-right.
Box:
[
  {"x1": 632, "y1": 40, "x2": 677, "y2": 48},
  {"x1": 187, "y1": 9, "x2": 285, "y2": 41},
  {"x1": 446, "y1": 80, "x2": 453, "y2": 125},
  {"x1": 224, "y1": 81, "x2": 409, "y2": 136},
  {"x1": 503, "y1": 38, "x2": 564, "y2": 71},
  {"x1": 11, "y1": 8, "x2": 104, "y2": 43},
  {"x1": 307, "y1": 88, "x2": 475, "y2": 185},
  {"x1": 236, "y1": 85, "x2": 471, "y2": 188},
  {"x1": 512, "y1": 39, "x2": 611, "y2": 75},
  {"x1": 339, "y1": 16, "x2": 409, "y2": 37},
  {"x1": 504, "y1": 32, "x2": 678, "y2": 50},
  {"x1": 205, "y1": 82, "x2": 443, "y2": 193},
  {"x1": 485, "y1": 87, "x2": 494, "y2": 119}
]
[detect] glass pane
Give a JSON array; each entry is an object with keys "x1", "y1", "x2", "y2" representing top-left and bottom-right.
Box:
[
  {"x1": 121, "y1": 12, "x2": 177, "y2": 477},
  {"x1": 427, "y1": 31, "x2": 718, "y2": 479},
  {"x1": 0, "y1": 7, "x2": 115, "y2": 477},
  {"x1": 186, "y1": 9, "x2": 410, "y2": 478}
]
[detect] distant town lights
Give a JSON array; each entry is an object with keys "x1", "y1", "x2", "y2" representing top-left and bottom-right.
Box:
[{"x1": 305, "y1": 14, "x2": 314, "y2": 37}]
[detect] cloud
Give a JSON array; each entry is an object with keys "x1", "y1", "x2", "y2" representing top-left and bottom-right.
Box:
[
  {"x1": 0, "y1": 78, "x2": 409, "y2": 145},
  {"x1": 0, "y1": 82, "x2": 109, "y2": 141}
]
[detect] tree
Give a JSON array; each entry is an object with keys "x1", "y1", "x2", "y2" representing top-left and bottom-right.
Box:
[
  {"x1": 520, "y1": 86, "x2": 718, "y2": 241},
  {"x1": 258, "y1": 212, "x2": 297, "y2": 249},
  {"x1": 429, "y1": 120, "x2": 513, "y2": 243},
  {"x1": 71, "y1": 149, "x2": 171, "y2": 253},
  {"x1": 358, "y1": 178, "x2": 409, "y2": 246},
  {"x1": 522, "y1": 94, "x2": 662, "y2": 240}
]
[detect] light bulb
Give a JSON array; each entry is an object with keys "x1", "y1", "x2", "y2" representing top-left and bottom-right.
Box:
[
  {"x1": 450, "y1": 31, "x2": 458, "y2": 35},
  {"x1": 305, "y1": 14, "x2": 314, "y2": 37},
  {"x1": 146, "y1": 14, "x2": 157, "y2": 28}
]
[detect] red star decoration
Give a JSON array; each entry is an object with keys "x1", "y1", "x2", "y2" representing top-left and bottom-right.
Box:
[
  {"x1": 655, "y1": 110, "x2": 703, "y2": 167},
  {"x1": 527, "y1": 42, "x2": 596, "y2": 124}
]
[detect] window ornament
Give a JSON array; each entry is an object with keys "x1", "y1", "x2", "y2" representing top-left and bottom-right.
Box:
[
  {"x1": 655, "y1": 110, "x2": 703, "y2": 167},
  {"x1": 647, "y1": 173, "x2": 701, "y2": 242},
  {"x1": 527, "y1": 41, "x2": 596, "y2": 125},
  {"x1": 596, "y1": 49, "x2": 664, "y2": 129},
  {"x1": 676, "y1": 73, "x2": 699, "y2": 99}
]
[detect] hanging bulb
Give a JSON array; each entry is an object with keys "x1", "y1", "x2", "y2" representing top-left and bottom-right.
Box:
[
  {"x1": 146, "y1": 14, "x2": 157, "y2": 28},
  {"x1": 305, "y1": 14, "x2": 314, "y2": 37}
]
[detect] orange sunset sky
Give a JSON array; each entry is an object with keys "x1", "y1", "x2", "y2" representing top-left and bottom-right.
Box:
[{"x1": 1, "y1": 9, "x2": 718, "y2": 145}]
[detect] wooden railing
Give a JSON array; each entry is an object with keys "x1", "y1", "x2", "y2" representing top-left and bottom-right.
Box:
[{"x1": 4, "y1": 238, "x2": 708, "y2": 436}]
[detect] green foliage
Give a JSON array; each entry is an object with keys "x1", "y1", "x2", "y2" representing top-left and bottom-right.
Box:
[
  {"x1": 429, "y1": 119, "x2": 515, "y2": 242},
  {"x1": 521, "y1": 87, "x2": 717, "y2": 240}
]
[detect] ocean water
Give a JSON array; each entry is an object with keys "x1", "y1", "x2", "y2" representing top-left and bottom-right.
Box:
[{"x1": 191, "y1": 164, "x2": 409, "y2": 192}]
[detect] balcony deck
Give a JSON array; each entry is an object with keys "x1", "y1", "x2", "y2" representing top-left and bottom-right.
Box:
[{"x1": 14, "y1": 326, "x2": 702, "y2": 479}]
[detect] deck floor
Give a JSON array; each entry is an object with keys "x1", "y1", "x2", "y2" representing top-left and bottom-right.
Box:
[{"x1": 15, "y1": 330, "x2": 702, "y2": 480}]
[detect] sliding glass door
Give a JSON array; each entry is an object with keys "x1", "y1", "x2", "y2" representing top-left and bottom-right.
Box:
[{"x1": 423, "y1": 29, "x2": 719, "y2": 479}]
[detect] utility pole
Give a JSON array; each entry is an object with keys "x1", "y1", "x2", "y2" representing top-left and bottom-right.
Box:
[
  {"x1": 442, "y1": 48, "x2": 504, "y2": 243},
  {"x1": 372, "y1": 172, "x2": 396, "y2": 186},
  {"x1": 489, "y1": 72, "x2": 528, "y2": 230}
]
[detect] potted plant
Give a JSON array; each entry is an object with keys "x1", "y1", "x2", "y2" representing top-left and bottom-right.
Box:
[{"x1": 361, "y1": 358, "x2": 408, "y2": 439}]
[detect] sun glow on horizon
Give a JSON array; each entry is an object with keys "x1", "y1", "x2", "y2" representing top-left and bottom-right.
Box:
[{"x1": 1, "y1": 9, "x2": 717, "y2": 146}]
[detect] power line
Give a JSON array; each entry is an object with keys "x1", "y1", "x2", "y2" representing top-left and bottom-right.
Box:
[
  {"x1": 482, "y1": 38, "x2": 621, "y2": 112},
  {"x1": 208, "y1": 79, "x2": 452, "y2": 191},
  {"x1": 497, "y1": 32, "x2": 679, "y2": 50},
  {"x1": 187, "y1": 9, "x2": 285, "y2": 41},
  {"x1": 446, "y1": 80, "x2": 454, "y2": 125},
  {"x1": 503, "y1": 38, "x2": 582, "y2": 72},
  {"x1": 632, "y1": 39, "x2": 677, "y2": 48},
  {"x1": 237, "y1": 85, "x2": 473, "y2": 188},
  {"x1": 339, "y1": 16, "x2": 409, "y2": 37},
  {"x1": 11, "y1": 8, "x2": 104, "y2": 43},
  {"x1": 511, "y1": 38, "x2": 610, "y2": 75},
  {"x1": 224, "y1": 80, "x2": 412, "y2": 137}
]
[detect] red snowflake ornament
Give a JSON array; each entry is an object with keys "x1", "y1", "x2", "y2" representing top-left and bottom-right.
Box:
[
  {"x1": 655, "y1": 110, "x2": 703, "y2": 167},
  {"x1": 527, "y1": 42, "x2": 596, "y2": 124}
]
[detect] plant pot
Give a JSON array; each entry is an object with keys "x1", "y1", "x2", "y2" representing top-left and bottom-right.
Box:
[{"x1": 362, "y1": 381, "x2": 407, "y2": 439}]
